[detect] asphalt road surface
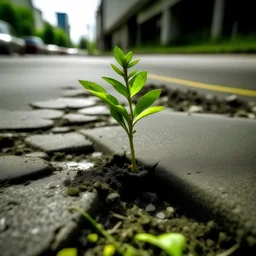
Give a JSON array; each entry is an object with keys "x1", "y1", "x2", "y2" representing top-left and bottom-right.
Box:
[{"x1": 0, "y1": 54, "x2": 255, "y2": 110}]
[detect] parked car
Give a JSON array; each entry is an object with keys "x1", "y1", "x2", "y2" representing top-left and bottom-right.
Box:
[
  {"x1": 67, "y1": 48, "x2": 78, "y2": 55},
  {"x1": 45, "y1": 44, "x2": 59, "y2": 55},
  {"x1": 24, "y1": 36, "x2": 46, "y2": 54},
  {"x1": 0, "y1": 20, "x2": 25, "y2": 55},
  {"x1": 58, "y1": 47, "x2": 69, "y2": 55}
]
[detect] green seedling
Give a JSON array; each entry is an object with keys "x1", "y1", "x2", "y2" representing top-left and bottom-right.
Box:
[
  {"x1": 57, "y1": 248, "x2": 77, "y2": 256},
  {"x1": 135, "y1": 233, "x2": 186, "y2": 256},
  {"x1": 70, "y1": 207, "x2": 186, "y2": 256},
  {"x1": 72, "y1": 206, "x2": 137, "y2": 256},
  {"x1": 79, "y1": 46, "x2": 164, "y2": 172}
]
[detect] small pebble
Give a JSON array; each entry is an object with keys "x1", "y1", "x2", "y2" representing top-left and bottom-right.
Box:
[
  {"x1": 145, "y1": 203, "x2": 156, "y2": 212},
  {"x1": 106, "y1": 192, "x2": 120, "y2": 203},
  {"x1": 0, "y1": 218, "x2": 7, "y2": 232},
  {"x1": 247, "y1": 113, "x2": 255, "y2": 119},
  {"x1": 91, "y1": 152, "x2": 103, "y2": 158},
  {"x1": 156, "y1": 212, "x2": 165, "y2": 220},
  {"x1": 66, "y1": 187, "x2": 80, "y2": 196}
]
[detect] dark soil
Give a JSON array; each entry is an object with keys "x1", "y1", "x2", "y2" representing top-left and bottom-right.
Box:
[
  {"x1": 134, "y1": 84, "x2": 256, "y2": 119},
  {"x1": 65, "y1": 155, "x2": 254, "y2": 256}
]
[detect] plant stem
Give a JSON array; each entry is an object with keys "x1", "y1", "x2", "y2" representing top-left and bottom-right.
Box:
[
  {"x1": 124, "y1": 68, "x2": 136, "y2": 172},
  {"x1": 73, "y1": 207, "x2": 125, "y2": 254}
]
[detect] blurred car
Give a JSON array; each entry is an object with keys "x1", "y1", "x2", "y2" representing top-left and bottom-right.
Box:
[
  {"x1": 67, "y1": 48, "x2": 78, "y2": 55},
  {"x1": 24, "y1": 36, "x2": 46, "y2": 54},
  {"x1": 58, "y1": 47, "x2": 69, "y2": 55},
  {"x1": 0, "y1": 20, "x2": 25, "y2": 55},
  {"x1": 45, "y1": 44, "x2": 59, "y2": 55}
]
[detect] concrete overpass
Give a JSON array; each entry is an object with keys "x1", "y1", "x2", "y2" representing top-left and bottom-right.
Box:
[{"x1": 96, "y1": 0, "x2": 255, "y2": 51}]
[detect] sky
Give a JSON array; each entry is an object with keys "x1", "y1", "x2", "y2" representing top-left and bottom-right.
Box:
[{"x1": 32, "y1": 0, "x2": 101, "y2": 43}]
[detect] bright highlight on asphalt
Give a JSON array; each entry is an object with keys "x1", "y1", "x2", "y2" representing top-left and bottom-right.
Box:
[{"x1": 148, "y1": 73, "x2": 256, "y2": 97}]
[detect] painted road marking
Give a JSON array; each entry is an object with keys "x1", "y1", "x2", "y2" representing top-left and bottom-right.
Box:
[{"x1": 148, "y1": 73, "x2": 256, "y2": 97}]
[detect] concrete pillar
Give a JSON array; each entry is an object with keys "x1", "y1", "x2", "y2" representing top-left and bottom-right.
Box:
[
  {"x1": 161, "y1": 8, "x2": 171, "y2": 45},
  {"x1": 211, "y1": 0, "x2": 225, "y2": 38},
  {"x1": 160, "y1": 7, "x2": 179, "y2": 45}
]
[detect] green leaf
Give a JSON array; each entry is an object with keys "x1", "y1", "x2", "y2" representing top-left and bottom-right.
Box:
[
  {"x1": 87, "y1": 90, "x2": 129, "y2": 123},
  {"x1": 135, "y1": 233, "x2": 186, "y2": 256},
  {"x1": 128, "y1": 59, "x2": 140, "y2": 68},
  {"x1": 114, "y1": 46, "x2": 125, "y2": 66},
  {"x1": 89, "y1": 90, "x2": 116, "y2": 106},
  {"x1": 111, "y1": 64, "x2": 124, "y2": 76},
  {"x1": 125, "y1": 51, "x2": 133, "y2": 64},
  {"x1": 106, "y1": 94, "x2": 119, "y2": 105},
  {"x1": 114, "y1": 104, "x2": 130, "y2": 124},
  {"x1": 134, "y1": 89, "x2": 161, "y2": 117},
  {"x1": 102, "y1": 77, "x2": 128, "y2": 98},
  {"x1": 110, "y1": 107, "x2": 127, "y2": 131},
  {"x1": 130, "y1": 71, "x2": 147, "y2": 98},
  {"x1": 57, "y1": 248, "x2": 77, "y2": 256},
  {"x1": 123, "y1": 246, "x2": 138, "y2": 256},
  {"x1": 133, "y1": 106, "x2": 164, "y2": 125},
  {"x1": 128, "y1": 70, "x2": 137, "y2": 79},
  {"x1": 79, "y1": 80, "x2": 106, "y2": 93}
]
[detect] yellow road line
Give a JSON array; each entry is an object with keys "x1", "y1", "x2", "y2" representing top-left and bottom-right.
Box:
[{"x1": 148, "y1": 73, "x2": 256, "y2": 97}]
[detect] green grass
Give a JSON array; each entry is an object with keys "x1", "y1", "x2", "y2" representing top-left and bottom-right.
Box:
[
  {"x1": 97, "y1": 36, "x2": 256, "y2": 55},
  {"x1": 131, "y1": 36, "x2": 256, "y2": 54},
  {"x1": 131, "y1": 42, "x2": 256, "y2": 54}
]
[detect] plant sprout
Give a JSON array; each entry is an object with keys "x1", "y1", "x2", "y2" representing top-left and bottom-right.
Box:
[
  {"x1": 79, "y1": 46, "x2": 164, "y2": 172},
  {"x1": 135, "y1": 233, "x2": 186, "y2": 256}
]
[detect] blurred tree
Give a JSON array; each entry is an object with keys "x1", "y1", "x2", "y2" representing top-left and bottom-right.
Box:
[
  {"x1": 54, "y1": 28, "x2": 71, "y2": 47},
  {"x1": 0, "y1": 0, "x2": 20, "y2": 34},
  {"x1": 15, "y1": 6, "x2": 34, "y2": 36},
  {"x1": 78, "y1": 37, "x2": 88, "y2": 49},
  {"x1": 41, "y1": 22, "x2": 55, "y2": 44},
  {"x1": 20, "y1": 20, "x2": 34, "y2": 36}
]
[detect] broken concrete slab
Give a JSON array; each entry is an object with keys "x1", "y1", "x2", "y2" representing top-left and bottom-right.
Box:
[
  {"x1": 81, "y1": 111, "x2": 256, "y2": 239},
  {"x1": 51, "y1": 127, "x2": 72, "y2": 133},
  {"x1": 0, "y1": 111, "x2": 54, "y2": 131},
  {"x1": 30, "y1": 97, "x2": 96, "y2": 110},
  {"x1": 63, "y1": 113, "x2": 99, "y2": 125},
  {"x1": 22, "y1": 109, "x2": 64, "y2": 119},
  {"x1": 0, "y1": 109, "x2": 64, "y2": 131},
  {"x1": 25, "y1": 132, "x2": 93, "y2": 154},
  {"x1": 0, "y1": 172, "x2": 98, "y2": 256},
  {"x1": 51, "y1": 161, "x2": 94, "y2": 172},
  {"x1": 61, "y1": 88, "x2": 91, "y2": 97},
  {"x1": 78, "y1": 105, "x2": 110, "y2": 116},
  {"x1": 24, "y1": 152, "x2": 49, "y2": 160},
  {"x1": 0, "y1": 156, "x2": 53, "y2": 184},
  {"x1": 0, "y1": 109, "x2": 63, "y2": 120}
]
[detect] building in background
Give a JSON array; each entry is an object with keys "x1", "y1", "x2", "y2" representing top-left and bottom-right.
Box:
[
  {"x1": 33, "y1": 8, "x2": 44, "y2": 30},
  {"x1": 9, "y1": 0, "x2": 44, "y2": 31},
  {"x1": 56, "y1": 12, "x2": 70, "y2": 38},
  {"x1": 96, "y1": 0, "x2": 255, "y2": 51}
]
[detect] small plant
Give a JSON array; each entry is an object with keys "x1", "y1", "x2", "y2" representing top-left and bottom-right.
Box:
[
  {"x1": 135, "y1": 233, "x2": 186, "y2": 256},
  {"x1": 66, "y1": 207, "x2": 186, "y2": 256},
  {"x1": 79, "y1": 46, "x2": 164, "y2": 172}
]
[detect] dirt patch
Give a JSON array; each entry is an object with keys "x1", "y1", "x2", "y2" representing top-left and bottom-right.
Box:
[
  {"x1": 134, "y1": 84, "x2": 256, "y2": 119},
  {"x1": 66, "y1": 155, "x2": 255, "y2": 256}
]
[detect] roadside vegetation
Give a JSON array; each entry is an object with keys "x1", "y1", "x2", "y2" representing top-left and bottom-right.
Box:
[{"x1": 131, "y1": 36, "x2": 256, "y2": 54}]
